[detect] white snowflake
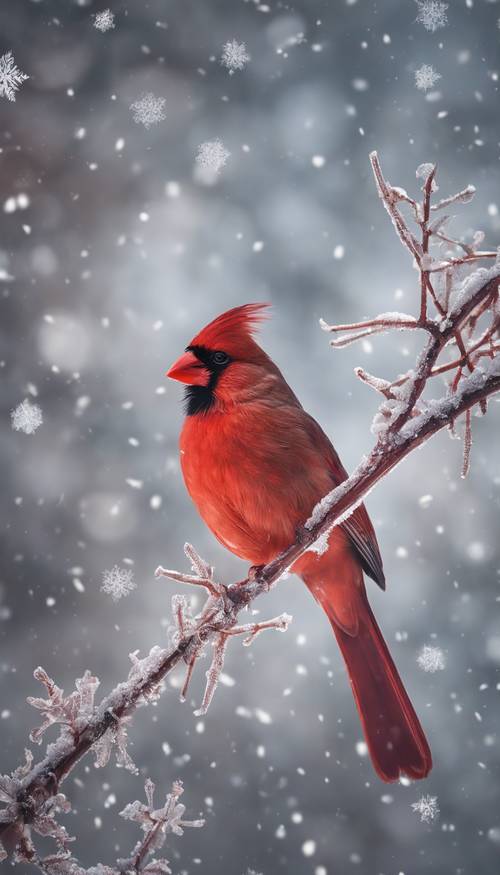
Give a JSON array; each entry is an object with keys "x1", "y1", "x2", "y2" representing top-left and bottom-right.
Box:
[
  {"x1": 130, "y1": 92, "x2": 166, "y2": 129},
  {"x1": 417, "y1": 644, "x2": 446, "y2": 673},
  {"x1": 415, "y1": 1, "x2": 448, "y2": 32},
  {"x1": 195, "y1": 139, "x2": 230, "y2": 178},
  {"x1": 93, "y1": 9, "x2": 115, "y2": 33},
  {"x1": 11, "y1": 399, "x2": 43, "y2": 435},
  {"x1": 411, "y1": 794, "x2": 440, "y2": 823},
  {"x1": 220, "y1": 39, "x2": 250, "y2": 74},
  {"x1": 415, "y1": 64, "x2": 441, "y2": 91},
  {"x1": 101, "y1": 565, "x2": 136, "y2": 601},
  {"x1": 0, "y1": 51, "x2": 29, "y2": 102}
]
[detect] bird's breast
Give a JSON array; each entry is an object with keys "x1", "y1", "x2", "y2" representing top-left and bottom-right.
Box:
[{"x1": 178, "y1": 405, "x2": 335, "y2": 565}]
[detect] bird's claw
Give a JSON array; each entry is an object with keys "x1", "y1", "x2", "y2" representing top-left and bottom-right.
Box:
[{"x1": 295, "y1": 525, "x2": 308, "y2": 545}]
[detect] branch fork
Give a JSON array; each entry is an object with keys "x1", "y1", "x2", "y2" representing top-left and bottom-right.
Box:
[{"x1": 156, "y1": 543, "x2": 291, "y2": 715}]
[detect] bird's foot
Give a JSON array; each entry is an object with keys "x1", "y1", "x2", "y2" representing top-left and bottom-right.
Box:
[{"x1": 294, "y1": 524, "x2": 308, "y2": 545}]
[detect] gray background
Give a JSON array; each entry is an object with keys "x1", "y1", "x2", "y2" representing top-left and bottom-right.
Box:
[{"x1": 1, "y1": 1, "x2": 500, "y2": 873}]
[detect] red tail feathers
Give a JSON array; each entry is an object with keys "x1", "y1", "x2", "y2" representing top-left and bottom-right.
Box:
[{"x1": 304, "y1": 570, "x2": 432, "y2": 782}]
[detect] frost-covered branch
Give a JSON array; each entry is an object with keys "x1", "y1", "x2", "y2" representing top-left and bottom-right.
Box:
[
  {"x1": 2, "y1": 152, "x2": 500, "y2": 868},
  {"x1": 323, "y1": 153, "x2": 500, "y2": 471},
  {"x1": 0, "y1": 544, "x2": 291, "y2": 865},
  {"x1": 22, "y1": 778, "x2": 203, "y2": 875}
]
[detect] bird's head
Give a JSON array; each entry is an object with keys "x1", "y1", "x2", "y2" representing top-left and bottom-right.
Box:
[{"x1": 166, "y1": 303, "x2": 275, "y2": 415}]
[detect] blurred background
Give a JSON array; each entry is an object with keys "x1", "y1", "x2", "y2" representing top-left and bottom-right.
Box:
[{"x1": 1, "y1": 1, "x2": 500, "y2": 873}]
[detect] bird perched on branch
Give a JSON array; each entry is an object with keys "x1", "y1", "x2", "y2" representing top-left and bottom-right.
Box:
[{"x1": 167, "y1": 303, "x2": 432, "y2": 782}]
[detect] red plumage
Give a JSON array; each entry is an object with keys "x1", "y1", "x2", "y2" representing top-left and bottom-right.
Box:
[{"x1": 167, "y1": 303, "x2": 432, "y2": 782}]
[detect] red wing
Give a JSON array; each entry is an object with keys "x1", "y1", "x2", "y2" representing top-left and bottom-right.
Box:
[
  {"x1": 342, "y1": 506, "x2": 385, "y2": 590},
  {"x1": 302, "y1": 412, "x2": 385, "y2": 589}
]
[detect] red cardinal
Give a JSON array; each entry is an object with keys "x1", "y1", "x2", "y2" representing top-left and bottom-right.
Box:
[{"x1": 167, "y1": 303, "x2": 432, "y2": 782}]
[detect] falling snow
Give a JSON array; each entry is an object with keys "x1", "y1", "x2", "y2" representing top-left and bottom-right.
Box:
[
  {"x1": 0, "y1": 50, "x2": 29, "y2": 102},
  {"x1": 415, "y1": 64, "x2": 441, "y2": 91},
  {"x1": 415, "y1": 1, "x2": 448, "y2": 32},
  {"x1": 93, "y1": 9, "x2": 115, "y2": 33},
  {"x1": 130, "y1": 92, "x2": 166, "y2": 129},
  {"x1": 412, "y1": 794, "x2": 440, "y2": 823},
  {"x1": 11, "y1": 399, "x2": 43, "y2": 435},
  {"x1": 417, "y1": 644, "x2": 446, "y2": 673},
  {"x1": 220, "y1": 39, "x2": 251, "y2": 74},
  {"x1": 195, "y1": 139, "x2": 230, "y2": 177},
  {"x1": 101, "y1": 565, "x2": 136, "y2": 601}
]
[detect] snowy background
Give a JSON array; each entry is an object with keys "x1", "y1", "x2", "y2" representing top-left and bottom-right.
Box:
[{"x1": 1, "y1": 0, "x2": 500, "y2": 873}]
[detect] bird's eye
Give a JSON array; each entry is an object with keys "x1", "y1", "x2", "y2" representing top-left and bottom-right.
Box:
[{"x1": 212, "y1": 351, "x2": 229, "y2": 365}]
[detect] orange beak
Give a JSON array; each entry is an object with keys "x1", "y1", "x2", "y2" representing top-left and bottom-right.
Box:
[{"x1": 166, "y1": 350, "x2": 210, "y2": 386}]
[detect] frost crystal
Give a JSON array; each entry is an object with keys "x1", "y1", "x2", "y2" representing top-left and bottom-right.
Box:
[
  {"x1": 411, "y1": 794, "x2": 440, "y2": 823},
  {"x1": 0, "y1": 50, "x2": 29, "y2": 102},
  {"x1": 417, "y1": 644, "x2": 446, "y2": 673},
  {"x1": 93, "y1": 714, "x2": 137, "y2": 774},
  {"x1": 195, "y1": 139, "x2": 230, "y2": 179},
  {"x1": 220, "y1": 39, "x2": 250, "y2": 74},
  {"x1": 415, "y1": 1, "x2": 448, "y2": 32},
  {"x1": 11, "y1": 398, "x2": 43, "y2": 435},
  {"x1": 93, "y1": 9, "x2": 115, "y2": 32},
  {"x1": 415, "y1": 64, "x2": 441, "y2": 91},
  {"x1": 117, "y1": 779, "x2": 204, "y2": 873},
  {"x1": 1, "y1": 751, "x2": 74, "y2": 859},
  {"x1": 101, "y1": 565, "x2": 136, "y2": 601},
  {"x1": 130, "y1": 93, "x2": 166, "y2": 129},
  {"x1": 28, "y1": 667, "x2": 99, "y2": 744}
]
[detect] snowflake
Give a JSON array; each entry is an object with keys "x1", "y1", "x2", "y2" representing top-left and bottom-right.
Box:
[
  {"x1": 411, "y1": 794, "x2": 440, "y2": 823},
  {"x1": 93, "y1": 9, "x2": 115, "y2": 32},
  {"x1": 415, "y1": 64, "x2": 441, "y2": 91},
  {"x1": 0, "y1": 51, "x2": 29, "y2": 102},
  {"x1": 195, "y1": 139, "x2": 230, "y2": 177},
  {"x1": 220, "y1": 39, "x2": 250, "y2": 74},
  {"x1": 415, "y1": 1, "x2": 448, "y2": 32},
  {"x1": 11, "y1": 399, "x2": 43, "y2": 435},
  {"x1": 101, "y1": 565, "x2": 136, "y2": 601},
  {"x1": 130, "y1": 93, "x2": 166, "y2": 129},
  {"x1": 417, "y1": 644, "x2": 446, "y2": 673}
]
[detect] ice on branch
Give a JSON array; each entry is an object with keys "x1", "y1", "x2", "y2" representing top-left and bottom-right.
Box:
[
  {"x1": 0, "y1": 51, "x2": 29, "y2": 102},
  {"x1": 415, "y1": 64, "x2": 441, "y2": 92},
  {"x1": 411, "y1": 794, "x2": 440, "y2": 823},
  {"x1": 415, "y1": 0, "x2": 448, "y2": 32},
  {"x1": 101, "y1": 565, "x2": 136, "y2": 601},
  {"x1": 417, "y1": 644, "x2": 446, "y2": 673},
  {"x1": 93, "y1": 647, "x2": 169, "y2": 775},
  {"x1": 130, "y1": 93, "x2": 166, "y2": 129},
  {"x1": 93, "y1": 9, "x2": 115, "y2": 32},
  {"x1": 27, "y1": 667, "x2": 99, "y2": 744},
  {"x1": 156, "y1": 543, "x2": 291, "y2": 715},
  {"x1": 93, "y1": 713, "x2": 137, "y2": 775},
  {"x1": 324, "y1": 151, "x2": 500, "y2": 476},
  {"x1": 320, "y1": 313, "x2": 417, "y2": 349},
  {"x1": 0, "y1": 749, "x2": 73, "y2": 864},
  {"x1": 117, "y1": 778, "x2": 204, "y2": 873},
  {"x1": 30, "y1": 780, "x2": 203, "y2": 875},
  {"x1": 416, "y1": 162, "x2": 437, "y2": 187},
  {"x1": 220, "y1": 39, "x2": 250, "y2": 74},
  {"x1": 11, "y1": 398, "x2": 43, "y2": 435}
]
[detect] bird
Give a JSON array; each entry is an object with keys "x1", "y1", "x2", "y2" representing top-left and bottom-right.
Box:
[{"x1": 166, "y1": 303, "x2": 432, "y2": 782}]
